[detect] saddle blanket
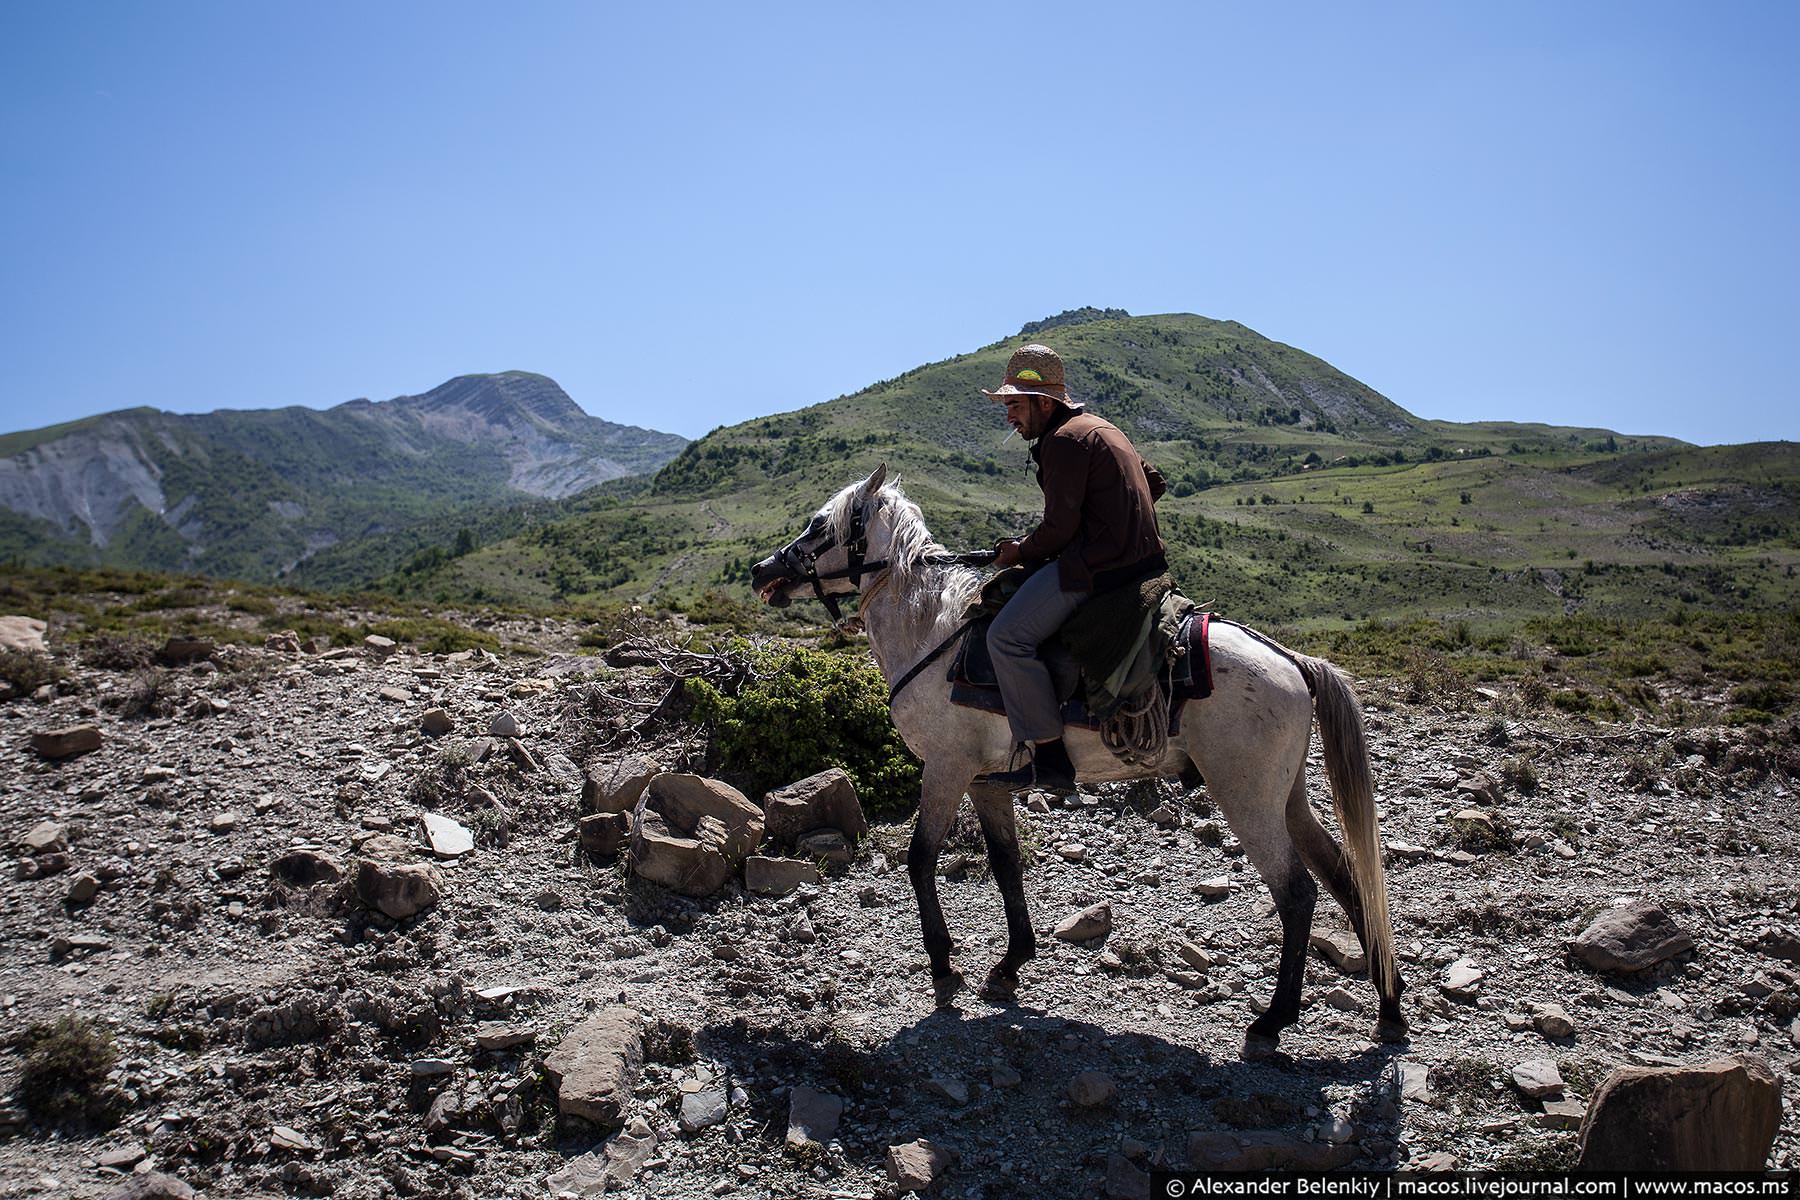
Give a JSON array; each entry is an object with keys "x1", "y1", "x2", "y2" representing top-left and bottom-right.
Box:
[{"x1": 948, "y1": 611, "x2": 1214, "y2": 732}]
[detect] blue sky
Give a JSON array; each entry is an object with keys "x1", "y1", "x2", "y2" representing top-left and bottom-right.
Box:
[{"x1": 2, "y1": 2, "x2": 1795, "y2": 444}]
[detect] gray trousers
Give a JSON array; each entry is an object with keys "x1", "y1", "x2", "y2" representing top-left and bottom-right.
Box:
[{"x1": 986, "y1": 564, "x2": 1089, "y2": 744}]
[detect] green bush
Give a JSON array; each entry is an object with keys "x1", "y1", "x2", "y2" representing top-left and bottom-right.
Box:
[
  {"x1": 18, "y1": 1015, "x2": 124, "y2": 1127},
  {"x1": 0, "y1": 648, "x2": 65, "y2": 693},
  {"x1": 687, "y1": 644, "x2": 922, "y2": 818}
]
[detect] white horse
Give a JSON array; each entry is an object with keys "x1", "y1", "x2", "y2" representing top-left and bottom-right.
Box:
[{"x1": 751, "y1": 467, "x2": 1406, "y2": 1052}]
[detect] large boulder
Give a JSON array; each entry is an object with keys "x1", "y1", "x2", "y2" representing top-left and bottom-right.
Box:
[
  {"x1": 543, "y1": 1006, "x2": 643, "y2": 1129},
  {"x1": 353, "y1": 835, "x2": 443, "y2": 920},
  {"x1": 763, "y1": 768, "x2": 868, "y2": 846},
  {"x1": 1578, "y1": 1054, "x2": 1781, "y2": 1170},
  {"x1": 627, "y1": 774, "x2": 763, "y2": 896},
  {"x1": 0, "y1": 616, "x2": 48, "y2": 653},
  {"x1": 1569, "y1": 901, "x2": 1695, "y2": 973},
  {"x1": 583, "y1": 754, "x2": 663, "y2": 814}
]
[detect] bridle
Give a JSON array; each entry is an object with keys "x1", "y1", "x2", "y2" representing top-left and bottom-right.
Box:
[
  {"x1": 769, "y1": 500, "x2": 887, "y2": 628},
  {"x1": 770, "y1": 500, "x2": 996, "y2": 631}
]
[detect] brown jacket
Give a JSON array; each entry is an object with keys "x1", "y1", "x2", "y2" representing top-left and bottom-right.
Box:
[{"x1": 1019, "y1": 406, "x2": 1166, "y2": 593}]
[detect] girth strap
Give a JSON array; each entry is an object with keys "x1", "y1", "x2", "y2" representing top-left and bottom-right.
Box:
[{"x1": 888, "y1": 618, "x2": 978, "y2": 703}]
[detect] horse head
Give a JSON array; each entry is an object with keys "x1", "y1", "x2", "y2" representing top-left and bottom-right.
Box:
[{"x1": 751, "y1": 464, "x2": 889, "y2": 610}]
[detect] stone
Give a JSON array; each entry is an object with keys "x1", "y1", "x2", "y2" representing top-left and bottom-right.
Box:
[
  {"x1": 31, "y1": 724, "x2": 103, "y2": 759},
  {"x1": 0, "y1": 615, "x2": 48, "y2": 652},
  {"x1": 208, "y1": 811, "x2": 239, "y2": 833},
  {"x1": 505, "y1": 737, "x2": 539, "y2": 771},
  {"x1": 475, "y1": 1024, "x2": 535, "y2": 1050},
  {"x1": 420, "y1": 708, "x2": 454, "y2": 735},
  {"x1": 1055, "y1": 900, "x2": 1113, "y2": 942},
  {"x1": 66, "y1": 872, "x2": 100, "y2": 904},
  {"x1": 926, "y1": 1075, "x2": 968, "y2": 1104},
  {"x1": 1512, "y1": 1058, "x2": 1565, "y2": 1099},
  {"x1": 1175, "y1": 940, "x2": 1214, "y2": 971},
  {"x1": 886, "y1": 1139, "x2": 957, "y2": 1192},
  {"x1": 1192, "y1": 875, "x2": 1232, "y2": 898},
  {"x1": 1440, "y1": 960, "x2": 1485, "y2": 1001},
  {"x1": 377, "y1": 686, "x2": 411, "y2": 703},
  {"x1": 1570, "y1": 902, "x2": 1695, "y2": 974},
  {"x1": 762, "y1": 768, "x2": 869, "y2": 846},
  {"x1": 1068, "y1": 1071, "x2": 1117, "y2": 1107},
  {"x1": 582, "y1": 754, "x2": 663, "y2": 814},
  {"x1": 97, "y1": 1143, "x2": 147, "y2": 1170},
  {"x1": 1538, "y1": 1097, "x2": 1587, "y2": 1130},
  {"x1": 786, "y1": 1085, "x2": 844, "y2": 1148},
  {"x1": 353, "y1": 842, "x2": 443, "y2": 920},
  {"x1": 270, "y1": 848, "x2": 343, "y2": 887},
  {"x1": 642, "y1": 773, "x2": 763, "y2": 860},
  {"x1": 629, "y1": 810, "x2": 730, "y2": 897},
  {"x1": 158, "y1": 636, "x2": 213, "y2": 664},
  {"x1": 1311, "y1": 928, "x2": 1368, "y2": 974},
  {"x1": 1147, "y1": 802, "x2": 1178, "y2": 827},
  {"x1": 546, "y1": 1118, "x2": 657, "y2": 1195},
  {"x1": 1456, "y1": 772, "x2": 1501, "y2": 805},
  {"x1": 102, "y1": 1174, "x2": 196, "y2": 1200},
  {"x1": 991, "y1": 1065, "x2": 1022, "y2": 1089},
  {"x1": 1321, "y1": 986, "x2": 1362, "y2": 1012},
  {"x1": 22, "y1": 820, "x2": 67, "y2": 854},
  {"x1": 1105, "y1": 1152, "x2": 1152, "y2": 1199},
  {"x1": 488, "y1": 710, "x2": 521, "y2": 738},
  {"x1": 420, "y1": 812, "x2": 474, "y2": 859},
  {"x1": 1396, "y1": 1061, "x2": 1432, "y2": 1103},
  {"x1": 270, "y1": 1125, "x2": 316, "y2": 1151},
  {"x1": 1578, "y1": 1054, "x2": 1781, "y2": 1170},
  {"x1": 680, "y1": 1088, "x2": 728, "y2": 1133},
  {"x1": 744, "y1": 855, "x2": 821, "y2": 897},
  {"x1": 1533, "y1": 1001, "x2": 1577, "y2": 1039},
  {"x1": 796, "y1": 828, "x2": 852, "y2": 867},
  {"x1": 543, "y1": 1006, "x2": 643, "y2": 1128},
  {"x1": 1186, "y1": 1130, "x2": 1358, "y2": 1171},
  {"x1": 1406, "y1": 1151, "x2": 1458, "y2": 1172},
  {"x1": 363, "y1": 634, "x2": 397, "y2": 657},
  {"x1": 577, "y1": 811, "x2": 632, "y2": 857}
]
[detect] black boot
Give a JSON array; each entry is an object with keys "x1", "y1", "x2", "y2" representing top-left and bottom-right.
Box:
[{"x1": 983, "y1": 738, "x2": 1076, "y2": 797}]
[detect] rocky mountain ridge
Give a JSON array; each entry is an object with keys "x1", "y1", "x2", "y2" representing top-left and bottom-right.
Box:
[{"x1": 0, "y1": 373, "x2": 687, "y2": 580}]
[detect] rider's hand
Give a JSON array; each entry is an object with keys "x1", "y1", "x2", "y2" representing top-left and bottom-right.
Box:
[{"x1": 994, "y1": 539, "x2": 1022, "y2": 567}]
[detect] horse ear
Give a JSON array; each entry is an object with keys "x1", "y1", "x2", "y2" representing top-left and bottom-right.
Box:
[{"x1": 862, "y1": 463, "x2": 888, "y2": 496}]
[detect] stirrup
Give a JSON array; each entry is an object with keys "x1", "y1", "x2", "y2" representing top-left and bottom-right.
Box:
[{"x1": 979, "y1": 745, "x2": 1075, "y2": 797}]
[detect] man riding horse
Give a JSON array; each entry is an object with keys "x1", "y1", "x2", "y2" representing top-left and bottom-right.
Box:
[{"x1": 981, "y1": 343, "x2": 1169, "y2": 795}]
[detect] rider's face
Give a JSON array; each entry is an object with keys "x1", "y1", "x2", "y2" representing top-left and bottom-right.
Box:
[{"x1": 1003, "y1": 394, "x2": 1054, "y2": 440}]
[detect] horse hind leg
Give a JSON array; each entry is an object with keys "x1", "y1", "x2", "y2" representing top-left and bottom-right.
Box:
[
  {"x1": 1286, "y1": 766, "x2": 1408, "y2": 1041},
  {"x1": 971, "y1": 782, "x2": 1036, "y2": 1002},
  {"x1": 907, "y1": 762, "x2": 968, "y2": 1007}
]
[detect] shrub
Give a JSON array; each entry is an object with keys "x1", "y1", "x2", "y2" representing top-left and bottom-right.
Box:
[
  {"x1": 77, "y1": 633, "x2": 157, "y2": 671},
  {"x1": 0, "y1": 648, "x2": 65, "y2": 693},
  {"x1": 687, "y1": 644, "x2": 922, "y2": 818},
  {"x1": 1499, "y1": 756, "x2": 1539, "y2": 795},
  {"x1": 18, "y1": 1015, "x2": 124, "y2": 1127}
]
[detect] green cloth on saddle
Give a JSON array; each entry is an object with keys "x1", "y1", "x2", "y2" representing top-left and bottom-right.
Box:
[{"x1": 970, "y1": 564, "x2": 1193, "y2": 721}]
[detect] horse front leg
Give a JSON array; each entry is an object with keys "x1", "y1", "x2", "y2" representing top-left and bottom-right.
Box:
[
  {"x1": 971, "y1": 782, "x2": 1035, "y2": 1002},
  {"x1": 906, "y1": 762, "x2": 967, "y2": 1007}
]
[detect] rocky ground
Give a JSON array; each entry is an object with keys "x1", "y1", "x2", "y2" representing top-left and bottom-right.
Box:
[{"x1": 1, "y1": 610, "x2": 1798, "y2": 1199}]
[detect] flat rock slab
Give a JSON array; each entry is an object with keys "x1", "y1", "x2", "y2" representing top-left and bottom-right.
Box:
[
  {"x1": 23, "y1": 820, "x2": 67, "y2": 854},
  {"x1": 1570, "y1": 901, "x2": 1695, "y2": 973},
  {"x1": 102, "y1": 1174, "x2": 195, "y2": 1200},
  {"x1": 887, "y1": 1138, "x2": 957, "y2": 1192},
  {"x1": 0, "y1": 616, "x2": 48, "y2": 653},
  {"x1": 786, "y1": 1085, "x2": 844, "y2": 1148},
  {"x1": 31, "y1": 724, "x2": 103, "y2": 760},
  {"x1": 420, "y1": 812, "x2": 475, "y2": 858},
  {"x1": 745, "y1": 855, "x2": 821, "y2": 897},
  {"x1": 1512, "y1": 1057, "x2": 1565, "y2": 1099},
  {"x1": 1310, "y1": 928, "x2": 1368, "y2": 974},
  {"x1": 1579, "y1": 1054, "x2": 1781, "y2": 1170},
  {"x1": 474, "y1": 1024, "x2": 536, "y2": 1050},
  {"x1": 543, "y1": 1006, "x2": 643, "y2": 1128},
  {"x1": 1055, "y1": 900, "x2": 1113, "y2": 942},
  {"x1": 678, "y1": 1088, "x2": 728, "y2": 1133}
]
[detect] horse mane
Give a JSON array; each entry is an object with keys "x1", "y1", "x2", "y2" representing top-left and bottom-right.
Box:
[{"x1": 824, "y1": 476, "x2": 982, "y2": 635}]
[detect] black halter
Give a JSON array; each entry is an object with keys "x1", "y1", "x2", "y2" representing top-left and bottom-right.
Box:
[{"x1": 771, "y1": 501, "x2": 887, "y2": 626}]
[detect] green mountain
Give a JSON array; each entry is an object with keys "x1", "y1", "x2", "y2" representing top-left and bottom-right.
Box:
[
  {"x1": 347, "y1": 311, "x2": 1796, "y2": 633},
  {"x1": 0, "y1": 373, "x2": 687, "y2": 580}
]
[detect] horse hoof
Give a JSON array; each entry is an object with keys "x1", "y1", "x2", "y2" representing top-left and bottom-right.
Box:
[
  {"x1": 979, "y1": 969, "x2": 1019, "y2": 1004},
  {"x1": 1241, "y1": 1032, "x2": 1280, "y2": 1062},
  {"x1": 932, "y1": 970, "x2": 965, "y2": 1009},
  {"x1": 1375, "y1": 1015, "x2": 1411, "y2": 1044}
]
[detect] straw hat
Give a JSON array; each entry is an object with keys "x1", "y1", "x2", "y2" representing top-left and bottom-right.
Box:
[{"x1": 982, "y1": 343, "x2": 1074, "y2": 407}]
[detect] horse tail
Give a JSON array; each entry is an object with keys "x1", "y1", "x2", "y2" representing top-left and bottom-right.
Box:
[{"x1": 1296, "y1": 654, "x2": 1399, "y2": 1006}]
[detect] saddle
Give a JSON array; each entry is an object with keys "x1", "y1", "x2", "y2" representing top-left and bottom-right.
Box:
[{"x1": 948, "y1": 565, "x2": 1214, "y2": 763}]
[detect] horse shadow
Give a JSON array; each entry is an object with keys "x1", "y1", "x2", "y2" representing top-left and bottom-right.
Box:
[{"x1": 688, "y1": 1000, "x2": 1409, "y2": 1195}]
